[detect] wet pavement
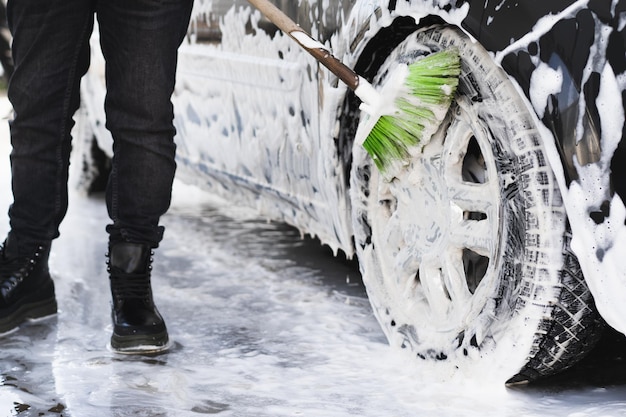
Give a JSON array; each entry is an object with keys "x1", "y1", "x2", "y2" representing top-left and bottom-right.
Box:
[{"x1": 1, "y1": 97, "x2": 626, "y2": 416}]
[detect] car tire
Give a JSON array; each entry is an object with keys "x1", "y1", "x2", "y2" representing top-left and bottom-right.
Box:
[{"x1": 349, "y1": 25, "x2": 604, "y2": 383}]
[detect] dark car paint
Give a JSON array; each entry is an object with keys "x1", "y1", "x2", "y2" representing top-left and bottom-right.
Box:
[{"x1": 469, "y1": 0, "x2": 625, "y2": 191}]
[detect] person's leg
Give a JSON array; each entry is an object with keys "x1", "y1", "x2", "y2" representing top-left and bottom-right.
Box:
[
  {"x1": 98, "y1": 0, "x2": 192, "y2": 247},
  {"x1": 97, "y1": 0, "x2": 193, "y2": 352},
  {"x1": 7, "y1": 0, "x2": 94, "y2": 253},
  {"x1": 0, "y1": 0, "x2": 95, "y2": 335}
]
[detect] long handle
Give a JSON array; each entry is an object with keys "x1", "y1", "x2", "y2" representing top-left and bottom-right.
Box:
[{"x1": 247, "y1": 0, "x2": 361, "y2": 91}]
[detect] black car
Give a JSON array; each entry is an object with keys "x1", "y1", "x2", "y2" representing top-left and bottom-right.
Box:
[{"x1": 76, "y1": 0, "x2": 626, "y2": 383}]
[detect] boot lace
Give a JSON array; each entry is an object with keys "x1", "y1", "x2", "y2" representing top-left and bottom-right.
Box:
[
  {"x1": 0, "y1": 256, "x2": 26, "y2": 278},
  {"x1": 106, "y1": 247, "x2": 154, "y2": 302},
  {"x1": 0, "y1": 245, "x2": 31, "y2": 297},
  {"x1": 110, "y1": 272, "x2": 153, "y2": 301}
]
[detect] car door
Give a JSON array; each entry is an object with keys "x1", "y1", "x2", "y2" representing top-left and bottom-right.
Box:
[{"x1": 174, "y1": 0, "x2": 324, "y2": 210}]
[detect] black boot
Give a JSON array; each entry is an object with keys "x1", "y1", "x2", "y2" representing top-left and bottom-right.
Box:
[
  {"x1": 107, "y1": 242, "x2": 169, "y2": 353},
  {"x1": 0, "y1": 236, "x2": 57, "y2": 335}
]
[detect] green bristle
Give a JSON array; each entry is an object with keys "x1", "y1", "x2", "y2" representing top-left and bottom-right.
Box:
[
  {"x1": 405, "y1": 49, "x2": 461, "y2": 105},
  {"x1": 363, "y1": 115, "x2": 410, "y2": 172},
  {"x1": 363, "y1": 48, "x2": 460, "y2": 173}
]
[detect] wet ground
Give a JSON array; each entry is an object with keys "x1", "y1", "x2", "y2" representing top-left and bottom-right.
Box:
[{"x1": 1, "y1": 97, "x2": 626, "y2": 416}]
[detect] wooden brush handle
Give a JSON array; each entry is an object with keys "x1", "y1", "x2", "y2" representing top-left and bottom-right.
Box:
[{"x1": 247, "y1": 0, "x2": 361, "y2": 91}]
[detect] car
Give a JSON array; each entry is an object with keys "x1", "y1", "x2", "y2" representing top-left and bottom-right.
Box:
[{"x1": 74, "y1": 0, "x2": 626, "y2": 384}]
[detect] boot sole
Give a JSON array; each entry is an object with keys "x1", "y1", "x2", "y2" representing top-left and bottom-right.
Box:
[
  {"x1": 0, "y1": 296, "x2": 58, "y2": 335},
  {"x1": 110, "y1": 330, "x2": 170, "y2": 354}
]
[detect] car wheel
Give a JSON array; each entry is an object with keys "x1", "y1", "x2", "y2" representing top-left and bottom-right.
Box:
[{"x1": 350, "y1": 25, "x2": 603, "y2": 383}]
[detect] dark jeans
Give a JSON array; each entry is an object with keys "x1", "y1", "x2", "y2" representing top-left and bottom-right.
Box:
[{"x1": 6, "y1": 0, "x2": 193, "y2": 254}]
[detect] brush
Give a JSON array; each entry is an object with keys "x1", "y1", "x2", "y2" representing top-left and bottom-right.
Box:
[{"x1": 246, "y1": 0, "x2": 461, "y2": 173}]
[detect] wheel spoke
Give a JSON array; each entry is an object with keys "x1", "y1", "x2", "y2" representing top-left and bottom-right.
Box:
[
  {"x1": 388, "y1": 243, "x2": 420, "y2": 301},
  {"x1": 449, "y1": 218, "x2": 493, "y2": 257},
  {"x1": 419, "y1": 257, "x2": 451, "y2": 319},
  {"x1": 447, "y1": 180, "x2": 495, "y2": 214},
  {"x1": 441, "y1": 248, "x2": 472, "y2": 305}
]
